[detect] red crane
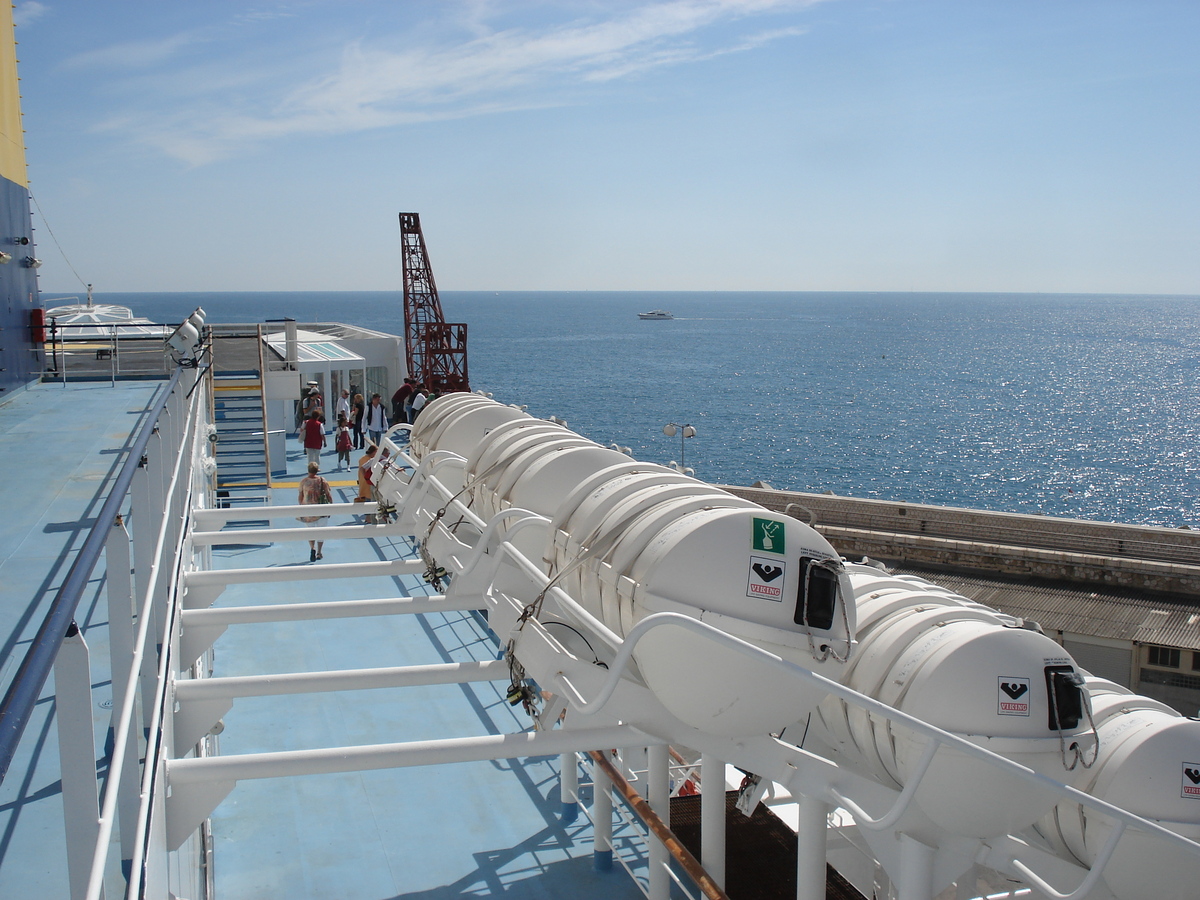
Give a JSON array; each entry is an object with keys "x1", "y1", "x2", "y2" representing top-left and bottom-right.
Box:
[{"x1": 399, "y1": 212, "x2": 469, "y2": 394}]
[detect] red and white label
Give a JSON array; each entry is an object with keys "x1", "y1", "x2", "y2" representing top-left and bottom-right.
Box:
[
  {"x1": 998, "y1": 677, "x2": 1030, "y2": 716},
  {"x1": 746, "y1": 556, "x2": 785, "y2": 601},
  {"x1": 1182, "y1": 763, "x2": 1200, "y2": 798}
]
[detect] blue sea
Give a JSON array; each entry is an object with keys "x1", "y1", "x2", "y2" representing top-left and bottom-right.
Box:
[{"x1": 68, "y1": 290, "x2": 1200, "y2": 529}]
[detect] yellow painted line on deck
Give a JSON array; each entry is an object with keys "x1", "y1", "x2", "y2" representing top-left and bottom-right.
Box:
[{"x1": 272, "y1": 480, "x2": 358, "y2": 488}]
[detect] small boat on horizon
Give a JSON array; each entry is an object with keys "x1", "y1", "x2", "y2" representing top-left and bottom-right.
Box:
[{"x1": 638, "y1": 309, "x2": 673, "y2": 320}]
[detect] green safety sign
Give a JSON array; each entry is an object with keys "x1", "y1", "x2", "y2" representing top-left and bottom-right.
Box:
[{"x1": 752, "y1": 517, "x2": 785, "y2": 555}]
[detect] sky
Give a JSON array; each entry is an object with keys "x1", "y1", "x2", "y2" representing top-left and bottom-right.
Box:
[{"x1": 12, "y1": 0, "x2": 1200, "y2": 294}]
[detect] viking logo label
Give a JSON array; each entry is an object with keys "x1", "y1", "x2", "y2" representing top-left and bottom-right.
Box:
[
  {"x1": 746, "y1": 556, "x2": 785, "y2": 601},
  {"x1": 1183, "y1": 763, "x2": 1200, "y2": 798},
  {"x1": 752, "y1": 563, "x2": 783, "y2": 583},
  {"x1": 998, "y1": 677, "x2": 1030, "y2": 716}
]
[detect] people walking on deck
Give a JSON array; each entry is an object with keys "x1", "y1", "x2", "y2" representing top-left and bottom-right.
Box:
[
  {"x1": 392, "y1": 378, "x2": 414, "y2": 423},
  {"x1": 351, "y1": 393, "x2": 365, "y2": 449},
  {"x1": 335, "y1": 413, "x2": 353, "y2": 470},
  {"x1": 335, "y1": 388, "x2": 351, "y2": 423},
  {"x1": 300, "y1": 410, "x2": 325, "y2": 468},
  {"x1": 297, "y1": 462, "x2": 332, "y2": 562},
  {"x1": 364, "y1": 393, "x2": 388, "y2": 446},
  {"x1": 356, "y1": 444, "x2": 378, "y2": 501},
  {"x1": 409, "y1": 384, "x2": 428, "y2": 423},
  {"x1": 301, "y1": 385, "x2": 324, "y2": 424}
]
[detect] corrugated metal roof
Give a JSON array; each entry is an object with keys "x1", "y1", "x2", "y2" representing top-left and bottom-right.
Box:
[{"x1": 895, "y1": 566, "x2": 1200, "y2": 651}]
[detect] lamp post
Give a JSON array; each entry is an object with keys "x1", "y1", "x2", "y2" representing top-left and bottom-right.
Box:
[{"x1": 662, "y1": 422, "x2": 696, "y2": 474}]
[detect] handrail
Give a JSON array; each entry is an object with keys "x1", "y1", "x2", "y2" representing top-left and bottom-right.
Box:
[
  {"x1": 541, "y1": 610, "x2": 1200, "y2": 859},
  {"x1": 0, "y1": 365, "x2": 185, "y2": 782},
  {"x1": 92, "y1": 377, "x2": 202, "y2": 900},
  {"x1": 256, "y1": 323, "x2": 272, "y2": 481}
]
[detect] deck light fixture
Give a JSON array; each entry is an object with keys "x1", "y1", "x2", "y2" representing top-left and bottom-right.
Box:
[
  {"x1": 165, "y1": 307, "x2": 209, "y2": 362},
  {"x1": 662, "y1": 422, "x2": 696, "y2": 474}
]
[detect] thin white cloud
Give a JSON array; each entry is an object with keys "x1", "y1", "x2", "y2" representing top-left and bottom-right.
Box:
[
  {"x1": 95, "y1": 0, "x2": 823, "y2": 165},
  {"x1": 64, "y1": 32, "x2": 206, "y2": 70},
  {"x1": 13, "y1": 1, "x2": 50, "y2": 28}
]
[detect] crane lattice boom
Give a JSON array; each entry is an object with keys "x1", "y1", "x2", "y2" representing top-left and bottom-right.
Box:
[{"x1": 399, "y1": 212, "x2": 469, "y2": 394}]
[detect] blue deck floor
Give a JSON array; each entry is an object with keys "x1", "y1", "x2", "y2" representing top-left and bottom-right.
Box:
[
  {"x1": 198, "y1": 438, "x2": 651, "y2": 898},
  {"x1": 0, "y1": 381, "x2": 651, "y2": 899},
  {"x1": 0, "y1": 379, "x2": 165, "y2": 898}
]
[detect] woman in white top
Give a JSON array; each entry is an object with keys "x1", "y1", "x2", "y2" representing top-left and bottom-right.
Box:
[{"x1": 410, "y1": 385, "x2": 428, "y2": 422}]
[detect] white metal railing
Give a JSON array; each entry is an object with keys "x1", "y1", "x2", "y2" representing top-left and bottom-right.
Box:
[
  {"x1": 0, "y1": 363, "x2": 210, "y2": 900},
  {"x1": 383, "y1": 437, "x2": 1200, "y2": 899},
  {"x1": 40, "y1": 321, "x2": 175, "y2": 384},
  {"x1": 572, "y1": 757, "x2": 710, "y2": 900},
  {"x1": 79, "y1": 406, "x2": 1200, "y2": 900},
  {"x1": 87, "y1": 364, "x2": 208, "y2": 900}
]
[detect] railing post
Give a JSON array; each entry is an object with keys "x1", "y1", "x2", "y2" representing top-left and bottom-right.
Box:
[
  {"x1": 105, "y1": 516, "x2": 141, "y2": 866},
  {"x1": 701, "y1": 753, "x2": 726, "y2": 890},
  {"x1": 163, "y1": 397, "x2": 187, "y2": 589},
  {"x1": 54, "y1": 623, "x2": 102, "y2": 900},
  {"x1": 560, "y1": 752, "x2": 579, "y2": 824},
  {"x1": 795, "y1": 792, "x2": 829, "y2": 900},
  {"x1": 147, "y1": 425, "x2": 170, "y2": 632},
  {"x1": 131, "y1": 441, "x2": 161, "y2": 726},
  {"x1": 592, "y1": 758, "x2": 614, "y2": 872},
  {"x1": 647, "y1": 743, "x2": 670, "y2": 900},
  {"x1": 954, "y1": 865, "x2": 977, "y2": 900},
  {"x1": 898, "y1": 833, "x2": 935, "y2": 900},
  {"x1": 257, "y1": 325, "x2": 272, "y2": 482}
]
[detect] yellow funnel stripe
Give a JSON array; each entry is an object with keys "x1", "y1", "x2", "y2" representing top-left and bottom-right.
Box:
[{"x1": 0, "y1": 5, "x2": 27, "y2": 188}]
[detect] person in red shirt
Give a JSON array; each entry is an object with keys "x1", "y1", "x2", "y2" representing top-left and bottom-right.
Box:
[
  {"x1": 391, "y1": 378, "x2": 414, "y2": 423},
  {"x1": 300, "y1": 410, "x2": 326, "y2": 469}
]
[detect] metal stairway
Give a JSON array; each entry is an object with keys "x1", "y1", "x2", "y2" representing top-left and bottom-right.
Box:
[{"x1": 212, "y1": 370, "x2": 270, "y2": 507}]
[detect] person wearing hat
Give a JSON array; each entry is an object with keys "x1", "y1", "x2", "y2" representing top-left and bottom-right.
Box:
[
  {"x1": 356, "y1": 444, "x2": 378, "y2": 501},
  {"x1": 298, "y1": 384, "x2": 323, "y2": 431}
]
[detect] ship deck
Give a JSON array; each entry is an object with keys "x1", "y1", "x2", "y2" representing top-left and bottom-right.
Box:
[
  {"x1": 0, "y1": 380, "x2": 163, "y2": 897},
  {"x1": 0, "y1": 379, "x2": 647, "y2": 899}
]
